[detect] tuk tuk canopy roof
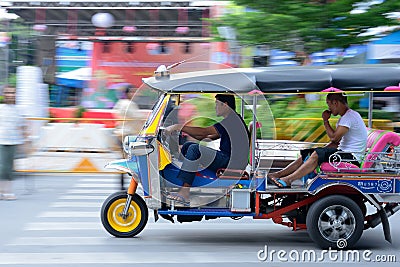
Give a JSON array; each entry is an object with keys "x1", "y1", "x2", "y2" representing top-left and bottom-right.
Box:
[{"x1": 142, "y1": 64, "x2": 400, "y2": 94}]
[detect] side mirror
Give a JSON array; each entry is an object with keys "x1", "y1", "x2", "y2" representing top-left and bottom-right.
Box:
[{"x1": 129, "y1": 141, "x2": 155, "y2": 156}]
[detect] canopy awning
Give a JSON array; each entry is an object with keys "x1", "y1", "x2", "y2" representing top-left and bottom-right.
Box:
[
  {"x1": 56, "y1": 67, "x2": 92, "y2": 88},
  {"x1": 143, "y1": 64, "x2": 400, "y2": 94}
]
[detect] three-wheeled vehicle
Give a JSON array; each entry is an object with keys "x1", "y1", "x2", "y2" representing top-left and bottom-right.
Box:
[{"x1": 101, "y1": 64, "x2": 400, "y2": 249}]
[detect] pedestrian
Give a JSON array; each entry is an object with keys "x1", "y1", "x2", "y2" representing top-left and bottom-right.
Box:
[
  {"x1": 0, "y1": 85, "x2": 26, "y2": 200},
  {"x1": 113, "y1": 85, "x2": 141, "y2": 143}
]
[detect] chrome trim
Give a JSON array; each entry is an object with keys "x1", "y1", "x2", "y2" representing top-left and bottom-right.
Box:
[
  {"x1": 309, "y1": 180, "x2": 382, "y2": 209},
  {"x1": 373, "y1": 194, "x2": 400, "y2": 203}
]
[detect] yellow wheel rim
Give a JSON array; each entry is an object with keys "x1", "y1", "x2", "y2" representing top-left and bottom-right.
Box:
[{"x1": 107, "y1": 198, "x2": 142, "y2": 233}]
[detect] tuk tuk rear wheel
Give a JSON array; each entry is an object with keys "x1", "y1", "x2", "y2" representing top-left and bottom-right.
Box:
[
  {"x1": 306, "y1": 195, "x2": 364, "y2": 249},
  {"x1": 101, "y1": 192, "x2": 148, "y2": 238}
]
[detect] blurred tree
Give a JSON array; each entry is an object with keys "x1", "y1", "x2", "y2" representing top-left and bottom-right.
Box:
[{"x1": 212, "y1": 0, "x2": 400, "y2": 56}]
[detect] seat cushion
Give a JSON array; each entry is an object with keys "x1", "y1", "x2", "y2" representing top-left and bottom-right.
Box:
[
  {"x1": 320, "y1": 162, "x2": 360, "y2": 173},
  {"x1": 362, "y1": 131, "x2": 400, "y2": 171}
]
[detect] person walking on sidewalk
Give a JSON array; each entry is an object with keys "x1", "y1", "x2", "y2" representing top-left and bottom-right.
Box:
[{"x1": 0, "y1": 85, "x2": 27, "y2": 200}]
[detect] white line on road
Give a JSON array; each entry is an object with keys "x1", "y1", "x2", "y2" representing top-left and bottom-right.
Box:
[
  {"x1": 7, "y1": 237, "x2": 119, "y2": 246},
  {"x1": 78, "y1": 178, "x2": 127, "y2": 183},
  {"x1": 73, "y1": 183, "x2": 118, "y2": 188},
  {"x1": 6, "y1": 237, "x2": 187, "y2": 246},
  {"x1": 38, "y1": 211, "x2": 99, "y2": 218},
  {"x1": 59, "y1": 195, "x2": 108, "y2": 200},
  {"x1": 66, "y1": 189, "x2": 118, "y2": 194},
  {"x1": 24, "y1": 222, "x2": 101, "y2": 231},
  {"x1": 0, "y1": 252, "x2": 257, "y2": 264},
  {"x1": 50, "y1": 202, "x2": 102, "y2": 208}
]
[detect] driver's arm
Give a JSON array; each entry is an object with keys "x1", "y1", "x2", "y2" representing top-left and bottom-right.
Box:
[{"x1": 181, "y1": 125, "x2": 220, "y2": 141}]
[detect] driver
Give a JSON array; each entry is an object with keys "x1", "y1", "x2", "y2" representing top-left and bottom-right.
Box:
[{"x1": 164, "y1": 94, "x2": 249, "y2": 206}]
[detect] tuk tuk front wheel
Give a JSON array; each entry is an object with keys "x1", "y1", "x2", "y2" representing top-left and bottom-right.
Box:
[
  {"x1": 306, "y1": 195, "x2": 364, "y2": 249},
  {"x1": 101, "y1": 192, "x2": 148, "y2": 238}
]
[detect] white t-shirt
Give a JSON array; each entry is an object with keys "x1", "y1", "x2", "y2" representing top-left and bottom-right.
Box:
[
  {"x1": 337, "y1": 109, "x2": 367, "y2": 162},
  {"x1": 0, "y1": 104, "x2": 25, "y2": 145},
  {"x1": 113, "y1": 99, "x2": 141, "y2": 135}
]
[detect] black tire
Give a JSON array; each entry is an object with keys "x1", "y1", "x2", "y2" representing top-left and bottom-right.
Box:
[
  {"x1": 101, "y1": 192, "x2": 148, "y2": 238},
  {"x1": 306, "y1": 195, "x2": 364, "y2": 249}
]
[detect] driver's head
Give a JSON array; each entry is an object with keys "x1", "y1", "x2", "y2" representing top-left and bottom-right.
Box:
[{"x1": 215, "y1": 94, "x2": 235, "y2": 117}]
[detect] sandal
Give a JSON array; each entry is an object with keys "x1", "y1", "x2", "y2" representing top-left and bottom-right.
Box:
[
  {"x1": 267, "y1": 176, "x2": 291, "y2": 189},
  {"x1": 165, "y1": 192, "x2": 190, "y2": 206}
]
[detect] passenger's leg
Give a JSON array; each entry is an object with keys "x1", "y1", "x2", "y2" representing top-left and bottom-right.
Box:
[
  {"x1": 269, "y1": 156, "x2": 303, "y2": 179},
  {"x1": 280, "y1": 151, "x2": 319, "y2": 186},
  {"x1": 269, "y1": 148, "x2": 315, "y2": 179}
]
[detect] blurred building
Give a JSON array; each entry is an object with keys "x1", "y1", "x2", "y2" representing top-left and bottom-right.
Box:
[
  {"x1": 368, "y1": 30, "x2": 400, "y2": 64},
  {"x1": 3, "y1": 1, "x2": 234, "y2": 107}
]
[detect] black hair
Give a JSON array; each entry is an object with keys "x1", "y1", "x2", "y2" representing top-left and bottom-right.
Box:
[
  {"x1": 215, "y1": 94, "x2": 236, "y2": 110},
  {"x1": 327, "y1": 93, "x2": 347, "y2": 105},
  {"x1": 125, "y1": 85, "x2": 135, "y2": 95}
]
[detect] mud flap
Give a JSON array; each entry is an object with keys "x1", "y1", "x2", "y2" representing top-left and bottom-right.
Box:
[
  {"x1": 380, "y1": 209, "x2": 392, "y2": 243},
  {"x1": 154, "y1": 210, "x2": 159, "y2": 222}
]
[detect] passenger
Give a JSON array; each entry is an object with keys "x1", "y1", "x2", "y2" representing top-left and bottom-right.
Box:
[
  {"x1": 268, "y1": 93, "x2": 367, "y2": 188},
  {"x1": 164, "y1": 94, "x2": 249, "y2": 205}
]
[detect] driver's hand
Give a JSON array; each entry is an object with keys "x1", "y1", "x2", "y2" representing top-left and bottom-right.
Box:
[{"x1": 165, "y1": 124, "x2": 181, "y2": 135}]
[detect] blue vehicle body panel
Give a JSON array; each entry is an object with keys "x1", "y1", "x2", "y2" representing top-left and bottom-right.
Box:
[
  {"x1": 106, "y1": 157, "x2": 152, "y2": 196},
  {"x1": 161, "y1": 163, "x2": 265, "y2": 190},
  {"x1": 158, "y1": 208, "x2": 256, "y2": 217},
  {"x1": 105, "y1": 159, "x2": 139, "y2": 177},
  {"x1": 308, "y1": 175, "x2": 399, "y2": 194},
  {"x1": 136, "y1": 155, "x2": 150, "y2": 196}
]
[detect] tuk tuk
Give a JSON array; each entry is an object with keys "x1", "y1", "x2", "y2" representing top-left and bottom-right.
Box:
[{"x1": 100, "y1": 64, "x2": 400, "y2": 249}]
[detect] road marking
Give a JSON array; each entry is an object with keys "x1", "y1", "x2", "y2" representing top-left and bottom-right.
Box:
[
  {"x1": 73, "y1": 183, "x2": 118, "y2": 188},
  {"x1": 38, "y1": 211, "x2": 99, "y2": 218},
  {"x1": 23, "y1": 220, "x2": 256, "y2": 231},
  {"x1": 24, "y1": 222, "x2": 101, "y2": 230},
  {"x1": 7, "y1": 237, "x2": 109, "y2": 246},
  {"x1": 78, "y1": 178, "x2": 130, "y2": 183},
  {"x1": 59, "y1": 195, "x2": 107, "y2": 200},
  {"x1": 50, "y1": 202, "x2": 102, "y2": 208},
  {"x1": 66, "y1": 189, "x2": 118, "y2": 194},
  {"x1": 0, "y1": 252, "x2": 257, "y2": 264},
  {"x1": 6, "y1": 236, "x2": 188, "y2": 246}
]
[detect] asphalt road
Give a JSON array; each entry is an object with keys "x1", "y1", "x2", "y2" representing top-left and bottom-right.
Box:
[{"x1": 0, "y1": 174, "x2": 399, "y2": 267}]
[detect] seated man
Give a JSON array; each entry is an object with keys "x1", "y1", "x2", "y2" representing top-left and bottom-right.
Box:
[
  {"x1": 164, "y1": 94, "x2": 250, "y2": 205},
  {"x1": 268, "y1": 93, "x2": 367, "y2": 188}
]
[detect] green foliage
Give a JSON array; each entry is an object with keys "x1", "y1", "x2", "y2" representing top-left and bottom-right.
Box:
[
  {"x1": 74, "y1": 106, "x2": 86, "y2": 118},
  {"x1": 7, "y1": 74, "x2": 17, "y2": 87},
  {"x1": 212, "y1": 0, "x2": 400, "y2": 53}
]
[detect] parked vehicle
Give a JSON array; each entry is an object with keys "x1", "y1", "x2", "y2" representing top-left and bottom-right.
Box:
[{"x1": 101, "y1": 64, "x2": 400, "y2": 249}]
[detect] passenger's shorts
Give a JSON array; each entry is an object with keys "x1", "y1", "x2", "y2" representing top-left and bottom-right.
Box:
[{"x1": 300, "y1": 147, "x2": 360, "y2": 167}]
